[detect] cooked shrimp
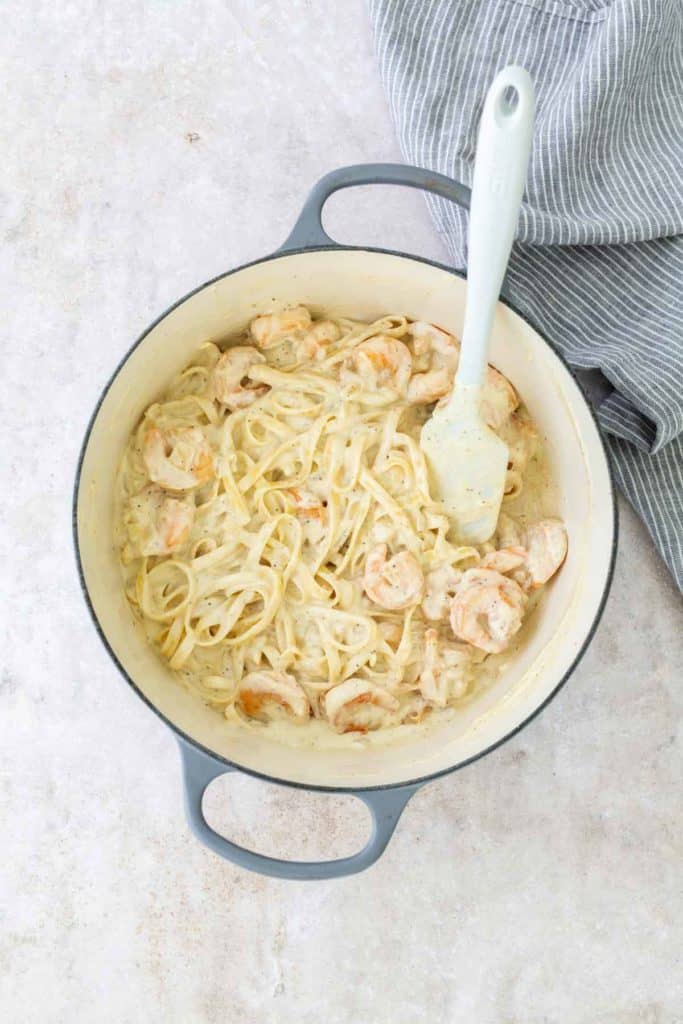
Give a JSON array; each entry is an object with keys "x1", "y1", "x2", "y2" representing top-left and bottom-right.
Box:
[
  {"x1": 481, "y1": 521, "x2": 567, "y2": 590},
  {"x1": 235, "y1": 670, "x2": 310, "y2": 723},
  {"x1": 524, "y1": 519, "x2": 568, "y2": 588},
  {"x1": 143, "y1": 425, "x2": 214, "y2": 491},
  {"x1": 287, "y1": 487, "x2": 326, "y2": 545},
  {"x1": 422, "y1": 564, "x2": 463, "y2": 621},
  {"x1": 340, "y1": 337, "x2": 412, "y2": 396},
  {"x1": 480, "y1": 547, "x2": 527, "y2": 574},
  {"x1": 125, "y1": 485, "x2": 194, "y2": 557},
  {"x1": 449, "y1": 568, "x2": 527, "y2": 654},
  {"x1": 407, "y1": 369, "x2": 453, "y2": 405},
  {"x1": 419, "y1": 628, "x2": 471, "y2": 707},
  {"x1": 407, "y1": 322, "x2": 460, "y2": 404},
  {"x1": 480, "y1": 366, "x2": 519, "y2": 430},
  {"x1": 250, "y1": 305, "x2": 312, "y2": 349},
  {"x1": 324, "y1": 678, "x2": 399, "y2": 733},
  {"x1": 296, "y1": 320, "x2": 341, "y2": 362},
  {"x1": 287, "y1": 487, "x2": 325, "y2": 520},
  {"x1": 410, "y1": 321, "x2": 457, "y2": 359},
  {"x1": 363, "y1": 544, "x2": 424, "y2": 610},
  {"x1": 212, "y1": 346, "x2": 268, "y2": 410},
  {"x1": 421, "y1": 345, "x2": 517, "y2": 426}
]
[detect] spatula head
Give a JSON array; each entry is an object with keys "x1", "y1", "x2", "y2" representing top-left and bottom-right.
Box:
[{"x1": 421, "y1": 406, "x2": 509, "y2": 544}]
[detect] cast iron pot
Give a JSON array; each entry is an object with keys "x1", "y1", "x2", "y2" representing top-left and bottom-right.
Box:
[{"x1": 74, "y1": 164, "x2": 617, "y2": 880}]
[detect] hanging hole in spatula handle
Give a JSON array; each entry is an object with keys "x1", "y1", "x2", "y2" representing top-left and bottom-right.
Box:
[{"x1": 489, "y1": 65, "x2": 534, "y2": 126}]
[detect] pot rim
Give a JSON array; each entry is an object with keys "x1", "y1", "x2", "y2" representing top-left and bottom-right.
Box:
[{"x1": 72, "y1": 243, "x2": 619, "y2": 793}]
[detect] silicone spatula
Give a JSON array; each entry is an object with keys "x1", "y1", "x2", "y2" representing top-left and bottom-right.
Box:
[{"x1": 421, "y1": 65, "x2": 535, "y2": 543}]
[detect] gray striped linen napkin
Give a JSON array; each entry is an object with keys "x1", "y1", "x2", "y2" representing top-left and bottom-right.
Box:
[{"x1": 368, "y1": 0, "x2": 683, "y2": 590}]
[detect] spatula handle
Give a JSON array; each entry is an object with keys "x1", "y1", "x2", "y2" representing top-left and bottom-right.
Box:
[{"x1": 457, "y1": 66, "x2": 535, "y2": 392}]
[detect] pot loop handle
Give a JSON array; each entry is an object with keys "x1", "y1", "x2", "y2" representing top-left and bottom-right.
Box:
[
  {"x1": 178, "y1": 739, "x2": 421, "y2": 880},
  {"x1": 280, "y1": 163, "x2": 471, "y2": 252}
]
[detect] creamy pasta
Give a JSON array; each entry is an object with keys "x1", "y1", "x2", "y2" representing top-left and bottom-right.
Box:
[{"x1": 116, "y1": 307, "x2": 567, "y2": 735}]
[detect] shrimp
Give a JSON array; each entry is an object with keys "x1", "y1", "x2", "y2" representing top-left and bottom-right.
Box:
[
  {"x1": 125, "y1": 484, "x2": 194, "y2": 557},
  {"x1": 250, "y1": 305, "x2": 312, "y2": 349},
  {"x1": 422, "y1": 564, "x2": 463, "y2": 621},
  {"x1": 480, "y1": 547, "x2": 527, "y2": 574},
  {"x1": 295, "y1": 320, "x2": 341, "y2": 362},
  {"x1": 143, "y1": 425, "x2": 214, "y2": 491},
  {"x1": 410, "y1": 321, "x2": 457, "y2": 359},
  {"x1": 419, "y1": 628, "x2": 472, "y2": 707},
  {"x1": 481, "y1": 520, "x2": 567, "y2": 590},
  {"x1": 523, "y1": 519, "x2": 568, "y2": 588},
  {"x1": 211, "y1": 346, "x2": 268, "y2": 410},
  {"x1": 480, "y1": 366, "x2": 519, "y2": 430},
  {"x1": 449, "y1": 568, "x2": 527, "y2": 654},
  {"x1": 324, "y1": 678, "x2": 399, "y2": 733},
  {"x1": 287, "y1": 487, "x2": 325, "y2": 520},
  {"x1": 407, "y1": 322, "x2": 460, "y2": 404},
  {"x1": 363, "y1": 544, "x2": 424, "y2": 610},
  {"x1": 418, "y1": 343, "x2": 518, "y2": 428},
  {"x1": 287, "y1": 487, "x2": 326, "y2": 545},
  {"x1": 235, "y1": 670, "x2": 310, "y2": 724},
  {"x1": 340, "y1": 336, "x2": 412, "y2": 397}
]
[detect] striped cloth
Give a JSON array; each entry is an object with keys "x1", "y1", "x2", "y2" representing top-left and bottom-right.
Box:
[{"x1": 368, "y1": 0, "x2": 683, "y2": 590}]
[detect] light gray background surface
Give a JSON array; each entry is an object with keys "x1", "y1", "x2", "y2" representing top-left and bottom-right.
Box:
[{"x1": 2, "y1": 3, "x2": 681, "y2": 1022}]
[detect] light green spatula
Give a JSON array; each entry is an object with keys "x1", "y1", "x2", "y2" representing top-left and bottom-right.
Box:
[{"x1": 421, "y1": 65, "x2": 535, "y2": 544}]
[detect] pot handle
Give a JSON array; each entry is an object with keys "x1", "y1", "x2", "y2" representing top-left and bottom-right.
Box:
[
  {"x1": 178, "y1": 739, "x2": 420, "y2": 880},
  {"x1": 280, "y1": 162, "x2": 471, "y2": 252}
]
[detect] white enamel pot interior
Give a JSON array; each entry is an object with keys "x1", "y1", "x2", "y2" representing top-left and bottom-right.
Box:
[{"x1": 74, "y1": 166, "x2": 617, "y2": 878}]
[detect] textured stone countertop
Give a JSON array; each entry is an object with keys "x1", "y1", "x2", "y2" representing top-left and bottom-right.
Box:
[{"x1": 3, "y1": 3, "x2": 681, "y2": 1022}]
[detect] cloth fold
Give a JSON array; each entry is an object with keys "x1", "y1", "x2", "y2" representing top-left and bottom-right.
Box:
[{"x1": 368, "y1": 0, "x2": 682, "y2": 589}]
